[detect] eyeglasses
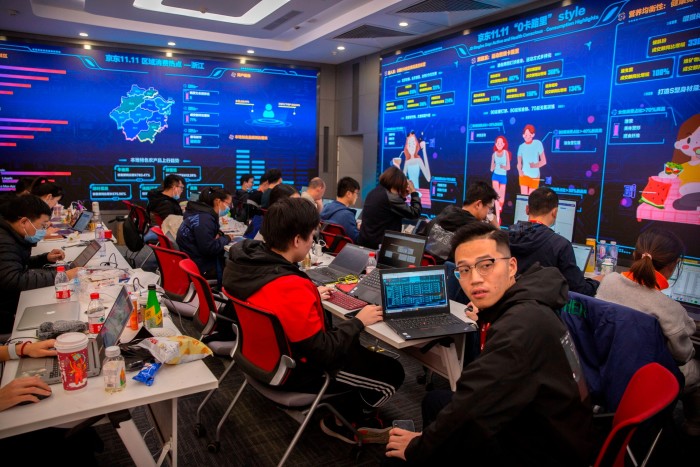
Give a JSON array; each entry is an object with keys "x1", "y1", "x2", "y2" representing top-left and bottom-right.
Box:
[{"x1": 454, "y1": 257, "x2": 510, "y2": 280}]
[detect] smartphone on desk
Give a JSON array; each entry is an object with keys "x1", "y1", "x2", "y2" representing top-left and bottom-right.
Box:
[{"x1": 392, "y1": 419, "x2": 415, "y2": 431}]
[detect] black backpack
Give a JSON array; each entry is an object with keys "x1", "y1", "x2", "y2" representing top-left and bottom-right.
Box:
[{"x1": 123, "y1": 215, "x2": 144, "y2": 254}]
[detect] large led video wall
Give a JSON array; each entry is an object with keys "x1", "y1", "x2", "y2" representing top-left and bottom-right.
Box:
[
  {"x1": 379, "y1": 0, "x2": 699, "y2": 260},
  {"x1": 0, "y1": 38, "x2": 318, "y2": 207}
]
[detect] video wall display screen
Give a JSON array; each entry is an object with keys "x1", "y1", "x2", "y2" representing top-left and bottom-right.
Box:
[
  {"x1": 379, "y1": 0, "x2": 699, "y2": 260},
  {"x1": 0, "y1": 38, "x2": 318, "y2": 207}
]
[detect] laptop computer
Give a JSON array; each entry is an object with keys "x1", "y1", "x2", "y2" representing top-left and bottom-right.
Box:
[
  {"x1": 349, "y1": 231, "x2": 427, "y2": 304},
  {"x1": 572, "y1": 243, "x2": 593, "y2": 271},
  {"x1": 55, "y1": 210, "x2": 93, "y2": 236},
  {"x1": 16, "y1": 285, "x2": 133, "y2": 385},
  {"x1": 379, "y1": 265, "x2": 475, "y2": 340},
  {"x1": 305, "y1": 243, "x2": 373, "y2": 285},
  {"x1": 15, "y1": 300, "x2": 81, "y2": 331},
  {"x1": 663, "y1": 260, "x2": 700, "y2": 315}
]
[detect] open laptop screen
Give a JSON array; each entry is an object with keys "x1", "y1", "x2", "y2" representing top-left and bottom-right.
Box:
[
  {"x1": 663, "y1": 260, "x2": 700, "y2": 311},
  {"x1": 378, "y1": 231, "x2": 426, "y2": 268},
  {"x1": 381, "y1": 266, "x2": 448, "y2": 316},
  {"x1": 513, "y1": 194, "x2": 577, "y2": 241},
  {"x1": 572, "y1": 243, "x2": 593, "y2": 271}
]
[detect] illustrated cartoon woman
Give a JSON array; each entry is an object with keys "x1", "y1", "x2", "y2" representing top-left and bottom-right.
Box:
[
  {"x1": 517, "y1": 124, "x2": 547, "y2": 195},
  {"x1": 671, "y1": 113, "x2": 700, "y2": 211},
  {"x1": 490, "y1": 135, "x2": 510, "y2": 214},
  {"x1": 402, "y1": 131, "x2": 431, "y2": 188}
]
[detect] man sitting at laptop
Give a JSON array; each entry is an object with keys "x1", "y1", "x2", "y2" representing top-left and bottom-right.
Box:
[
  {"x1": 223, "y1": 197, "x2": 405, "y2": 443},
  {"x1": 0, "y1": 195, "x2": 80, "y2": 334},
  {"x1": 508, "y1": 187, "x2": 600, "y2": 296},
  {"x1": 386, "y1": 222, "x2": 596, "y2": 466}
]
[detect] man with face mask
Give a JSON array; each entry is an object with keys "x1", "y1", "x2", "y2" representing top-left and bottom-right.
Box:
[
  {"x1": 146, "y1": 174, "x2": 186, "y2": 226},
  {"x1": 0, "y1": 195, "x2": 80, "y2": 334}
]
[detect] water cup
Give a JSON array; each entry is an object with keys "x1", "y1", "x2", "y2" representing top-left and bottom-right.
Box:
[
  {"x1": 301, "y1": 252, "x2": 312, "y2": 270},
  {"x1": 55, "y1": 332, "x2": 89, "y2": 392}
]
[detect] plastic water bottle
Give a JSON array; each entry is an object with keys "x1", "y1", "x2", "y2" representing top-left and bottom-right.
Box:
[
  {"x1": 77, "y1": 269, "x2": 90, "y2": 303},
  {"x1": 609, "y1": 241, "x2": 618, "y2": 272},
  {"x1": 55, "y1": 265, "x2": 71, "y2": 302},
  {"x1": 366, "y1": 252, "x2": 377, "y2": 275},
  {"x1": 95, "y1": 222, "x2": 106, "y2": 257},
  {"x1": 103, "y1": 346, "x2": 126, "y2": 393},
  {"x1": 596, "y1": 240, "x2": 607, "y2": 274},
  {"x1": 87, "y1": 292, "x2": 105, "y2": 334}
]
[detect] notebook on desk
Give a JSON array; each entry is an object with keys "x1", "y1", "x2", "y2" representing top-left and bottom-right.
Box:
[
  {"x1": 305, "y1": 243, "x2": 372, "y2": 285},
  {"x1": 379, "y1": 265, "x2": 474, "y2": 340},
  {"x1": 349, "y1": 230, "x2": 426, "y2": 305},
  {"x1": 55, "y1": 210, "x2": 93, "y2": 236},
  {"x1": 15, "y1": 285, "x2": 132, "y2": 385}
]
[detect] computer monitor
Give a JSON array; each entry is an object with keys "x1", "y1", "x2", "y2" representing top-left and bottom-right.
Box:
[
  {"x1": 663, "y1": 260, "x2": 700, "y2": 313},
  {"x1": 512, "y1": 194, "x2": 577, "y2": 242}
]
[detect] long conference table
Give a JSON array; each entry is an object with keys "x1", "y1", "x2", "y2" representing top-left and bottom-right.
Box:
[{"x1": 0, "y1": 233, "x2": 218, "y2": 467}]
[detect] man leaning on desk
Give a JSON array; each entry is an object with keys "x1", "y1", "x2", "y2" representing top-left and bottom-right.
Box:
[
  {"x1": 0, "y1": 195, "x2": 80, "y2": 334},
  {"x1": 386, "y1": 222, "x2": 596, "y2": 466}
]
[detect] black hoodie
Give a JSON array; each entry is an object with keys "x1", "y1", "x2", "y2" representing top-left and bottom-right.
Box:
[
  {"x1": 417, "y1": 205, "x2": 480, "y2": 262},
  {"x1": 405, "y1": 265, "x2": 595, "y2": 466},
  {"x1": 146, "y1": 189, "x2": 182, "y2": 225},
  {"x1": 508, "y1": 221, "x2": 598, "y2": 296}
]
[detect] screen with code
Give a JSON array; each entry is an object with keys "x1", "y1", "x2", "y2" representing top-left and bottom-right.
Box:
[
  {"x1": 382, "y1": 269, "x2": 447, "y2": 312},
  {"x1": 0, "y1": 39, "x2": 318, "y2": 207},
  {"x1": 378, "y1": 0, "x2": 700, "y2": 260}
]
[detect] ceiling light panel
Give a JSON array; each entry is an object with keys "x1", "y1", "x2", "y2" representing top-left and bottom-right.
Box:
[{"x1": 133, "y1": 0, "x2": 291, "y2": 25}]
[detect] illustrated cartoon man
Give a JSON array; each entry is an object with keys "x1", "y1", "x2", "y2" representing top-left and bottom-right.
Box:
[{"x1": 517, "y1": 124, "x2": 547, "y2": 195}]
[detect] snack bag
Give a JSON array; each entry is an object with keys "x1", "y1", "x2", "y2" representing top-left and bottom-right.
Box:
[{"x1": 137, "y1": 335, "x2": 213, "y2": 364}]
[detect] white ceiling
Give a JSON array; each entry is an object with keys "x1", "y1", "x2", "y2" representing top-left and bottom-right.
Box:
[{"x1": 0, "y1": 0, "x2": 549, "y2": 65}]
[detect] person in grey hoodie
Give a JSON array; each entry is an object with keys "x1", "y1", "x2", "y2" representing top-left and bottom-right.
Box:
[{"x1": 508, "y1": 187, "x2": 600, "y2": 296}]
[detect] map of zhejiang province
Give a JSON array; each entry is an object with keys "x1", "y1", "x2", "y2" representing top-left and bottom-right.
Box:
[{"x1": 109, "y1": 84, "x2": 175, "y2": 143}]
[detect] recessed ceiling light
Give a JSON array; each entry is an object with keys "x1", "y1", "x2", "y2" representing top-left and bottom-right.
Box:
[
  {"x1": 79, "y1": 32, "x2": 89, "y2": 37},
  {"x1": 167, "y1": 41, "x2": 176, "y2": 46},
  {"x1": 84, "y1": 45, "x2": 92, "y2": 50},
  {"x1": 337, "y1": 46, "x2": 345, "y2": 51},
  {"x1": 399, "y1": 22, "x2": 408, "y2": 27},
  {"x1": 240, "y1": 59, "x2": 246, "y2": 64},
  {"x1": 166, "y1": 52, "x2": 173, "y2": 57},
  {"x1": 247, "y1": 49, "x2": 255, "y2": 54}
]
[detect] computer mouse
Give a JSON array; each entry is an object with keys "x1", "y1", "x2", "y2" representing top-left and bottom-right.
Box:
[{"x1": 17, "y1": 389, "x2": 52, "y2": 406}]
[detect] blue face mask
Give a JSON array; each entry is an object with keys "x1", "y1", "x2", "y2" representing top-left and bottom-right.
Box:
[
  {"x1": 219, "y1": 207, "x2": 230, "y2": 217},
  {"x1": 173, "y1": 193, "x2": 180, "y2": 201},
  {"x1": 24, "y1": 222, "x2": 47, "y2": 243}
]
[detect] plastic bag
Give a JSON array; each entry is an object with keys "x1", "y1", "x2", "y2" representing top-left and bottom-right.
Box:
[{"x1": 137, "y1": 335, "x2": 213, "y2": 364}]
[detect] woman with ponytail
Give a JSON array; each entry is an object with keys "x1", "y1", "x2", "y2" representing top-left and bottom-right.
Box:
[{"x1": 596, "y1": 227, "x2": 699, "y2": 435}]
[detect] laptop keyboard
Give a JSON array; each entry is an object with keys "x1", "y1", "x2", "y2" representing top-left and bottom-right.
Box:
[
  {"x1": 362, "y1": 269, "x2": 381, "y2": 288},
  {"x1": 49, "y1": 358, "x2": 60, "y2": 379},
  {"x1": 326, "y1": 291, "x2": 368, "y2": 311},
  {"x1": 390, "y1": 314, "x2": 462, "y2": 332}
]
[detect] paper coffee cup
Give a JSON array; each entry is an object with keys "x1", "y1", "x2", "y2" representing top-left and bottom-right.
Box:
[{"x1": 55, "y1": 332, "x2": 89, "y2": 392}]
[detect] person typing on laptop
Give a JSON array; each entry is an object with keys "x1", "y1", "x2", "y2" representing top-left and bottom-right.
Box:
[
  {"x1": 386, "y1": 222, "x2": 595, "y2": 466},
  {"x1": 0, "y1": 195, "x2": 80, "y2": 334},
  {"x1": 0, "y1": 339, "x2": 56, "y2": 411},
  {"x1": 508, "y1": 187, "x2": 600, "y2": 296},
  {"x1": 223, "y1": 197, "x2": 405, "y2": 444}
]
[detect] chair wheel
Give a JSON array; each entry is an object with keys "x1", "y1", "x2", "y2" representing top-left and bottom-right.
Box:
[
  {"x1": 194, "y1": 423, "x2": 206, "y2": 437},
  {"x1": 207, "y1": 441, "x2": 220, "y2": 453}
]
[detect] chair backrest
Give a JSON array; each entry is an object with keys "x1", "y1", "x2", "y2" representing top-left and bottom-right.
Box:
[
  {"x1": 123, "y1": 200, "x2": 150, "y2": 236},
  {"x1": 179, "y1": 258, "x2": 220, "y2": 336},
  {"x1": 421, "y1": 253, "x2": 437, "y2": 266},
  {"x1": 122, "y1": 214, "x2": 145, "y2": 254},
  {"x1": 559, "y1": 292, "x2": 684, "y2": 412},
  {"x1": 319, "y1": 230, "x2": 352, "y2": 255},
  {"x1": 150, "y1": 211, "x2": 165, "y2": 227},
  {"x1": 320, "y1": 221, "x2": 347, "y2": 237},
  {"x1": 594, "y1": 362, "x2": 679, "y2": 467},
  {"x1": 222, "y1": 289, "x2": 294, "y2": 387},
  {"x1": 150, "y1": 226, "x2": 173, "y2": 250},
  {"x1": 151, "y1": 244, "x2": 191, "y2": 301}
]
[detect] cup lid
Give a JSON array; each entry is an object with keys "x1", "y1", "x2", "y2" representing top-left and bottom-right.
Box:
[{"x1": 55, "y1": 331, "x2": 88, "y2": 349}]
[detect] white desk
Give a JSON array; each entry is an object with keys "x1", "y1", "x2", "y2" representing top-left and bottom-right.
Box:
[
  {"x1": 323, "y1": 299, "x2": 475, "y2": 392},
  {"x1": 1, "y1": 241, "x2": 218, "y2": 466}
]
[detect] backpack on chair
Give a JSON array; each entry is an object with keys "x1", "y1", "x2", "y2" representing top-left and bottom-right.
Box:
[{"x1": 122, "y1": 215, "x2": 145, "y2": 267}]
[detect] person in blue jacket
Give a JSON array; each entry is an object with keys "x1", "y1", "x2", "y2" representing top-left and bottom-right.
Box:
[
  {"x1": 320, "y1": 177, "x2": 361, "y2": 242},
  {"x1": 176, "y1": 187, "x2": 234, "y2": 286}
]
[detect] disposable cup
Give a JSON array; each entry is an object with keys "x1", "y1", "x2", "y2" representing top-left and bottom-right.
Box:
[{"x1": 55, "y1": 332, "x2": 89, "y2": 392}]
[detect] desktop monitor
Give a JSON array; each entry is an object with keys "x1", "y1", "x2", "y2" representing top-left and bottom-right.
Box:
[
  {"x1": 512, "y1": 194, "x2": 577, "y2": 242},
  {"x1": 663, "y1": 260, "x2": 700, "y2": 314}
]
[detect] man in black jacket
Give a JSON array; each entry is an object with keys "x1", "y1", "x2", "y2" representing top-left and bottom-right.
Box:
[
  {"x1": 146, "y1": 174, "x2": 185, "y2": 226},
  {"x1": 386, "y1": 222, "x2": 595, "y2": 466},
  {"x1": 508, "y1": 187, "x2": 600, "y2": 296},
  {"x1": 0, "y1": 195, "x2": 79, "y2": 333},
  {"x1": 417, "y1": 180, "x2": 498, "y2": 263}
]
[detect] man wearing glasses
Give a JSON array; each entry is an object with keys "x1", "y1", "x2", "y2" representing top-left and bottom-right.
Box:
[
  {"x1": 386, "y1": 222, "x2": 596, "y2": 466},
  {"x1": 320, "y1": 177, "x2": 361, "y2": 242},
  {"x1": 146, "y1": 174, "x2": 186, "y2": 226},
  {"x1": 0, "y1": 195, "x2": 79, "y2": 334}
]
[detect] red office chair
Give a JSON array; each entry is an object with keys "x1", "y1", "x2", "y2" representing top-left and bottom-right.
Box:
[
  {"x1": 150, "y1": 226, "x2": 174, "y2": 250},
  {"x1": 421, "y1": 253, "x2": 437, "y2": 266},
  {"x1": 179, "y1": 258, "x2": 234, "y2": 345},
  {"x1": 202, "y1": 290, "x2": 359, "y2": 464},
  {"x1": 319, "y1": 222, "x2": 353, "y2": 255},
  {"x1": 593, "y1": 362, "x2": 680, "y2": 467},
  {"x1": 149, "y1": 245, "x2": 197, "y2": 318},
  {"x1": 121, "y1": 200, "x2": 152, "y2": 267}
]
